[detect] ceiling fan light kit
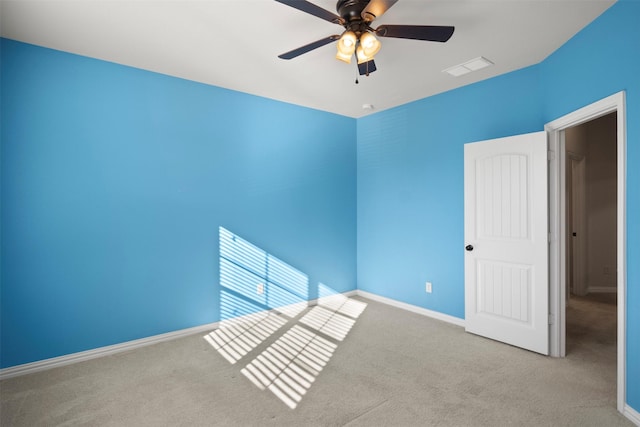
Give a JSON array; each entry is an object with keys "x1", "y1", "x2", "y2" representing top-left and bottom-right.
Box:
[
  {"x1": 275, "y1": 0, "x2": 455, "y2": 75},
  {"x1": 336, "y1": 50, "x2": 353, "y2": 63},
  {"x1": 355, "y1": 46, "x2": 371, "y2": 64},
  {"x1": 336, "y1": 30, "x2": 381, "y2": 64},
  {"x1": 336, "y1": 31, "x2": 357, "y2": 63},
  {"x1": 359, "y1": 32, "x2": 381, "y2": 57}
]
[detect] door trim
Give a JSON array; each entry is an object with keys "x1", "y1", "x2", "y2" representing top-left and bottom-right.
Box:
[{"x1": 545, "y1": 91, "x2": 626, "y2": 412}]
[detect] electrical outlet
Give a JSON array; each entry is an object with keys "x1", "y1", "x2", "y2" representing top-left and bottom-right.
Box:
[
  {"x1": 257, "y1": 283, "x2": 264, "y2": 295},
  {"x1": 425, "y1": 282, "x2": 433, "y2": 293}
]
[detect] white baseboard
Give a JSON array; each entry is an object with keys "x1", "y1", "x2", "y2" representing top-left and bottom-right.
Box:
[
  {"x1": 625, "y1": 404, "x2": 640, "y2": 426},
  {"x1": 0, "y1": 290, "x2": 360, "y2": 380},
  {"x1": 587, "y1": 286, "x2": 617, "y2": 294},
  {"x1": 311, "y1": 290, "x2": 358, "y2": 305},
  {"x1": 356, "y1": 290, "x2": 465, "y2": 328},
  {"x1": 0, "y1": 321, "x2": 219, "y2": 380}
]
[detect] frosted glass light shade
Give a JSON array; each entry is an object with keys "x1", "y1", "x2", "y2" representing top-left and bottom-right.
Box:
[
  {"x1": 336, "y1": 31, "x2": 356, "y2": 63},
  {"x1": 336, "y1": 50, "x2": 353, "y2": 63},
  {"x1": 359, "y1": 32, "x2": 381, "y2": 57},
  {"x1": 356, "y1": 46, "x2": 373, "y2": 64}
]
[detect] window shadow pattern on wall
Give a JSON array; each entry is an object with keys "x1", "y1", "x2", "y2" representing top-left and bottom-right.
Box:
[
  {"x1": 204, "y1": 228, "x2": 367, "y2": 409},
  {"x1": 219, "y1": 226, "x2": 309, "y2": 320},
  {"x1": 204, "y1": 227, "x2": 309, "y2": 364}
]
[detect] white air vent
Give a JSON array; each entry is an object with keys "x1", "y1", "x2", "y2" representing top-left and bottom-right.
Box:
[{"x1": 443, "y1": 56, "x2": 494, "y2": 77}]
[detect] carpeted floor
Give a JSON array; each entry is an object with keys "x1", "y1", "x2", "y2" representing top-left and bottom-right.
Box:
[
  {"x1": 1, "y1": 292, "x2": 631, "y2": 426},
  {"x1": 566, "y1": 292, "x2": 617, "y2": 359}
]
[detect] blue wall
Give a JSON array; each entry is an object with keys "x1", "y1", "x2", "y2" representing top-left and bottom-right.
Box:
[
  {"x1": 357, "y1": 0, "x2": 639, "y2": 411},
  {"x1": 0, "y1": 39, "x2": 357, "y2": 368},
  {"x1": 358, "y1": 67, "x2": 541, "y2": 318},
  {"x1": 357, "y1": 65, "x2": 543, "y2": 318}
]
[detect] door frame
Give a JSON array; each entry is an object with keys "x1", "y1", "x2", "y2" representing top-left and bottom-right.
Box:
[{"x1": 545, "y1": 91, "x2": 626, "y2": 412}]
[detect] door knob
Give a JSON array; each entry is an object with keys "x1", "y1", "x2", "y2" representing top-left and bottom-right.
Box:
[{"x1": 465, "y1": 244, "x2": 474, "y2": 251}]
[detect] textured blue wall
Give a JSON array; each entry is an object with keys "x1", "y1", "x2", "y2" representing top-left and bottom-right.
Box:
[
  {"x1": 539, "y1": 0, "x2": 640, "y2": 412},
  {"x1": 0, "y1": 39, "x2": 357, "y2": 368},
  {"x1": 357, "y1": 0, "x2": 638, "y2": 411},
  {"x1": 357, "y1": 65, "x2": 543, "y2": 318}
]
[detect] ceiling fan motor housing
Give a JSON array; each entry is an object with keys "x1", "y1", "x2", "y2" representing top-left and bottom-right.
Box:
[{"x1": 337, "y1": 0, "x2": 373, "y2": 32}]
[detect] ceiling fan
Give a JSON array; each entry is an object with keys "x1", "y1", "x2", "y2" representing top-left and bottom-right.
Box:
[{"x1": 275, "y1": 0, "x2": 455, "y2": 76}]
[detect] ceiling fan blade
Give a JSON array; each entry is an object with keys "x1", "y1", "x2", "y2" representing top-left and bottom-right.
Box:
[
  {"x1": 278, "y1": 35, "x2": 340, "y2": 60},
  {"x1": 361, "y1": 0, "x2": 399, "y2": 22},
  {"x1": 274, "y1": 0, "x2": 344, "y2": 24},
  {"x1": 375, "y1": 25, "x2": 455, "y2": 42}
]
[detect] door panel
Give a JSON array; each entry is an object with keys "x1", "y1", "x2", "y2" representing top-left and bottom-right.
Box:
[
  {"x1": 477, "y1": 261, "x2": 530, "y2": 322},
  {"x1": 464, "y1": 131, "x2": 548, "y2": 355}
]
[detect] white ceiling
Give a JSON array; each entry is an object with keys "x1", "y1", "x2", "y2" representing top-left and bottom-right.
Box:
[{"x1": 1, "y1": 0, "x2": 615, "y2": 118}]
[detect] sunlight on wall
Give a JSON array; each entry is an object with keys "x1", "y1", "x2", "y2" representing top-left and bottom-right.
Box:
[
  {"x1": 219, "y1": 227, "x2": 309, "y2": 319},
  {"x1": 206, "y1": 228, "x2": 367, "y2": 409},
  {"x1": 205, "y1": 227, "x2": 310, "y2": 363}
]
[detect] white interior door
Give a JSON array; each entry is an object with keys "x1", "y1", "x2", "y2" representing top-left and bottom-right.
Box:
[{"x1": 464, "y1": 131, "x2": 549, "y2": 355}]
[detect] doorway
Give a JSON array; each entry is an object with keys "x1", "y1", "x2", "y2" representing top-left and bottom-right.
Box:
[{"x1": 546, "y1": 91, "x2": 626, "y2": 412}]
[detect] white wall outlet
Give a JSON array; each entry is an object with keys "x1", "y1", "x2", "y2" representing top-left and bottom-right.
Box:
[
  {"x1": 257, "y1": 283, "x2": 264, "y2": 295},
  {"x1": 425, "y1": 282, "x2": 433, "y2": 293}
]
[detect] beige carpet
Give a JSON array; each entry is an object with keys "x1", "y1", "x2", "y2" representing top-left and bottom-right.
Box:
[{"x1": 1, "y1": 293, "x2": 631, "y2": 426}]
